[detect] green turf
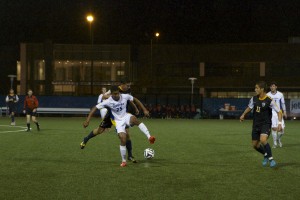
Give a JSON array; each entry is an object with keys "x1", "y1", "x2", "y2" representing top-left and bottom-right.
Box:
[{"x1": 0, "y1": 117, "x2": 300, "y2": 200}]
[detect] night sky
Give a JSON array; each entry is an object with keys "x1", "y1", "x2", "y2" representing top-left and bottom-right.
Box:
[{"x1": 1, "y1": 0, "x2": 300, "y2": 45}]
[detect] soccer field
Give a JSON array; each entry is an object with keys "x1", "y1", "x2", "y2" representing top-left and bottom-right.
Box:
[{"x1": 0, "y1": 117, "x2": 300, "y2": 200}]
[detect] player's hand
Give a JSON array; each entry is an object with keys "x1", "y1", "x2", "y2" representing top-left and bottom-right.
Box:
[
  {"x1": 33, "y1": 109, "x2": 37, "y2": 112},
  {"x1": 23, "y1": 110, "x2": 26, "y2": 114},
  {"x1": 135, "y1": 109, "x2": 140, "y2": 116},
  {"x1": 283, "y1": 112, "x2": 287, "y2": 119},
  {"x1": 143, "y1": 110, "x2": 150, "y2": 117},
  {"x1": 277, "y1": 124, "x2": 282, "y2": 132},
  {"x1": 239, "y1": 115, "x2": 245, "y2": 122},
  {"x1": 83, "y1": 121, "x2": 89, "y2": 128}
]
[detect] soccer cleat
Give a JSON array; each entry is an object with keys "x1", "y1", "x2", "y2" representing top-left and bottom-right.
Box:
[
  {"x1": 128, "y1": 156, "x2": 138, "y2": 163},
  {"x1": 270, "y1": 160, "x2": 277, "y2": 168},
  {"x1": 37, "y1": 125, "x2": 40, "y2": 131},
  {"x1": 11, "y1": 122, "x2": 15, "y2": 126},
  {"x1": 26, "y1": 129, "x2": 30, "y2": 132},
  {"x1": 278, "y1": 140, "x2": 282, "y2": 148},
  {"x1": 120, "y1": 162, "x2": 127, "y2": 167},
  {"x1": 80, "y1": 141, "x2": 86, "y2": 149},
  {"x1": 149, "y1": 136, "x2": 156, "y2": 144},
  {"x1": 262, "y1": 157, "x2": 269, "y2": 167}
]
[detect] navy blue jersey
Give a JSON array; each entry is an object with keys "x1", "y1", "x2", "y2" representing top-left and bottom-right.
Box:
[{"x1": 6, "y1": 94, "x2": 19, "y2": 108}]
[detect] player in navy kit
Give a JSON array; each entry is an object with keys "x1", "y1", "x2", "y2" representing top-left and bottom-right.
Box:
[
  {"x1": 240, "y1": 81, "x2": 282, "y2": 168},
  {"x1": 5, "y1": 89, "x2": 19, "y2": 126}
]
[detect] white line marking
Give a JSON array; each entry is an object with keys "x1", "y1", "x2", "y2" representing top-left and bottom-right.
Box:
[{"x1": 0, "y1": 125, "x2": 27, "y2": 133}]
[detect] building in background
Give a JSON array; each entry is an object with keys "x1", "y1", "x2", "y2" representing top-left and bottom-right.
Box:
[{"x1": 17, "y1": 42, "x2": 300, "y2": 103}]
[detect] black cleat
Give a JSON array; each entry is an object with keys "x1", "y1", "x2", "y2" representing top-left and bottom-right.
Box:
[
  {"x1": 26, "y1": 129, "x2": 30, "y2": 132},
  {"x1": 37, "y1": 126, "x2": 40, "y2": 131},
  {"x1": 80, "y1": 141, "x2": 86, "y2": 149},
  {"x1": 128, "y1": 156, "x2": 138, "y2": 163}
]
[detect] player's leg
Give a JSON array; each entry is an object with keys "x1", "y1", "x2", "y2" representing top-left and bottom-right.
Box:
[
  {"x1": 32, "y1": 112, "x2": 40, "y2": 131},
  {"x1": 116, "y1": 121, "x2": 127, "y2": 167},
  {"x1": 80, "y1": 126, "x2": 106, "y2": 149},
  {"x1": 125, "y1": 129, "x2": 137, "y2": 163},
  {"x1": 26, "y1": 111, "x2": 31, "y2": 131},
  {"x1": 128, "y1": 114, "x2": 155, "y2": 144},
  {"x1": 119, "y1": 132, "x2": 127, "y2": 167},
  {"x1": 271, "y1": 113, "x2": 278, "y2": 148},
  {"x1": 260, "y1": 133, "x2": 276, "y2": 168},
  {"x1": 277, "y1": 119, "x2": 285, "y2": 147},
  {"x1": 10, "y1": 109, "x2": 16, "y2": 126},
  {"x1": 80, "y1": 112, "x2": 112, "y2": 149},
  {"x1": 252, "y1": 129, "x2": 268, "y2": 166}
]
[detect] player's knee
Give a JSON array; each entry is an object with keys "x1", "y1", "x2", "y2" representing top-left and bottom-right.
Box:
[
  {"x1": 272, "y1": 127, "x2": 277, "y2": 131},
  {"x1": 130, "y1": 116, "x2": 140, "y2": 126}
]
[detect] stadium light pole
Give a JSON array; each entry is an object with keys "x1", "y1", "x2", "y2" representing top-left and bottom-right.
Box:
[
  {"x1": 188, "y1": 77, "x2": 197, "y2": 105},
  {"x1": 150, "y1": 32, "x2": 160, "y2": 78},
  {"x1": 87, "y1": 14, "x2": 94, "y2": 95},
  {"x1": 8, "y1": 75, "x2": 17, "y2": 89}
]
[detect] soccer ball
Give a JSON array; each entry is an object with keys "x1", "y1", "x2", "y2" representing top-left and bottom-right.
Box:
[{"x1": 144, "y1": 148, "x2": 155, "y2": 159}]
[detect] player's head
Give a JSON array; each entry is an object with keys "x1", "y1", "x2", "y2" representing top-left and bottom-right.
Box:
[
  {"x1": 270, "y1": 81, "x2": 278, "y2": 93},
  {"x1": 9, "y1": 89, "x2": 14, "y2": 94},
  {"x1": 101, "y1": 87, "x2": 107, "y2": 94},
  {"x1": 255, "y1": 81, "x2": 267, "y2": 95},
  {"x1": 119, "y1": 76, "x2": 131, "y2": 91},
  {"x1": 27, "y1": 89, "x2": 33, "y2": 96},
  {"x1": 110, "y1": 85, "x2": 120, "y2": 101}
]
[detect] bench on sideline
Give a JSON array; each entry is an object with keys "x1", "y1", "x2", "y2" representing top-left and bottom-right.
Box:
[{"x1": 1, "y1": 107, "x2": 91, "y2": 116}]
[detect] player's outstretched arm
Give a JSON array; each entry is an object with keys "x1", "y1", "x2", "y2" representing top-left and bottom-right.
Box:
[
  {"x1": 240, "y1": 107, "x2": 251, "y2": 122},
  {"x1": 83, "y1": 106, "x2": 97, "y2": 128},
  {"x1": 130, "y1": 100, "x2": 139, "y2": 116},
  {"x1": 133, "y1": 97, "x2": 149, "y2": 117}
]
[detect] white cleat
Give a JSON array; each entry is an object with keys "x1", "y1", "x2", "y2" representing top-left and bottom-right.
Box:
[
  {"x1": 278, "y1": 140, "x2": 282, "y2": 148},
  {"x1": 10, "y1": 122, "x2": 16, "y2": 126}
]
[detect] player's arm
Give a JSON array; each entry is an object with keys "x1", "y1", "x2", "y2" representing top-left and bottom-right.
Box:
[
  {"x1": 133, "y1": 97, "x2": 150, "y2": 117},
  {"x1": 271, "y1": 100, "x2": 283, "y2": 131},
  {"x1": 15, "y1": 95, "x2": 19, "y2": 103},
  {"x1": 240, "y1": 97, "x2": 254, "y2": 122},
  {"x1": 129, "y1": 100, "x2": 139, "y2": 115},
  {"x1": 83, "y1": 102, "x2": 105, "y2": 128},
  {"x1": 280, "y1": 96, "x2": 287, "y2": 119},
  {"x1": 83, "y1": 106, "x2": 98, "y2": 128},
  {"x1": 5, "y1": 96, "x2": 9, "y2": 103},
  {"x1": 102, "y1": 90, "x2": 111, "y2": 100},
  {"x1": 23, "y1": 97, "x2": 27, "y2": 113},
  {"x1": 33, "y1": 96, "x2": 39, "y2": 112}
]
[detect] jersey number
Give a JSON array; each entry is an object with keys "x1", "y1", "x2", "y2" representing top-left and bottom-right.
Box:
[
  {"x1": 256, "y1": 106, "x2": 261, "y2": 113},
  {"x1": 116, "y1": 107, "x2": 123, "y2": 112}
]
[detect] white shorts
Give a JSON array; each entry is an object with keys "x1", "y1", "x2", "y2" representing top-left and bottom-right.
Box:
[
  {"x1": 100, "y1": 108, "x2": 108, "y2": 119},
  {"x1": 113, "y1": 113, "x2": 133, "y2": 134},
  {"x1": 272, "y1": 112, "x2": 285, "y2": 129}
]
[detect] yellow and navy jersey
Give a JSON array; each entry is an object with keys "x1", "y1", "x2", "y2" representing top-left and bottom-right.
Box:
[
  {"x1": 248, "y1": 95, "x2": 280, "y2": 127},
  {"x1": 118, "y1": 86, "x2": 131, "y2": 95}
]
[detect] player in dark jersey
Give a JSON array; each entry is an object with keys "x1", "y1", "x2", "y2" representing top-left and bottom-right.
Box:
[
  {"x1": 5, "y1": 89, "x2": 19, "y2": 126},
  {"x1": 240, "y1": 81, "x2": 282, "y2": 168}
]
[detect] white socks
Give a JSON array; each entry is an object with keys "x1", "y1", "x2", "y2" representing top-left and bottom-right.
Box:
[
  {"x1": 271, "y1": 130, "x2": 277, "y2": 145},
  {"x1": 138, "y1": 123, "x2": 151, "y2": 139},
  {"x1": 120, "y1": 145, "x2": 126, "y2": 162}
]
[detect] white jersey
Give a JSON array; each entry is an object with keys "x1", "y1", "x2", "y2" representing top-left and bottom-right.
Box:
[
  {"x1": 267, "y1": 91, "x2": 286, "y2": 114},
  {"x1": 96, "y1": 94, "x2": 133, "y2": 121}
]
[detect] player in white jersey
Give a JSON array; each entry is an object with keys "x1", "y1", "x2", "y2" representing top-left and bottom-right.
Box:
[
  {"x1": 267, "y1": 82, "x2": 287, "y2": 148},
  {"x1": 83, "y1": 85, "x2": 156, "y2": 167}
]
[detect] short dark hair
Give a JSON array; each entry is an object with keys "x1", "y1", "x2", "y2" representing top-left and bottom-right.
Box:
[
  {"x1": 120, "y1": 76, "x2": 130, "y2": 84},
  {"x1": 256, "y1": 81, "x2": 267, "y2": 91},
  {"x1": 270, "y1": 81, "x2": 277, "y2": 86},
  {"x1": 110, "y1": 85, "x2": 119, "y2": 92}
]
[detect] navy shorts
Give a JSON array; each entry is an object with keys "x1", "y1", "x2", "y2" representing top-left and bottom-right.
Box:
[
  {"x1": 252, "y1": 124, "x2": 271, "y2": 141},
  {"x1": 26, "y1": 108, "x2": 37, "y2": 117},
  {"x1": 99, "y1": 113, "x2": 113, "y2": 129},
  {"x1": 9, "y1": 106, "x2": 17, "y2": 114}
]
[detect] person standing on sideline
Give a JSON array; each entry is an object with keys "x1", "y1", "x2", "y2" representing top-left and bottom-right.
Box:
[
  {"x1": 267, "y1": 82, "x2": 287, "y2": 148},
  {"x1": 240, "y1": 81, "x2": 282, "y2": 168},
  {"x1": 5, "y1": 89, "x2": 19, "y2": 126},
  {"x1": 23, "y1": 89, "x2": 40, "y2": 132}
]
